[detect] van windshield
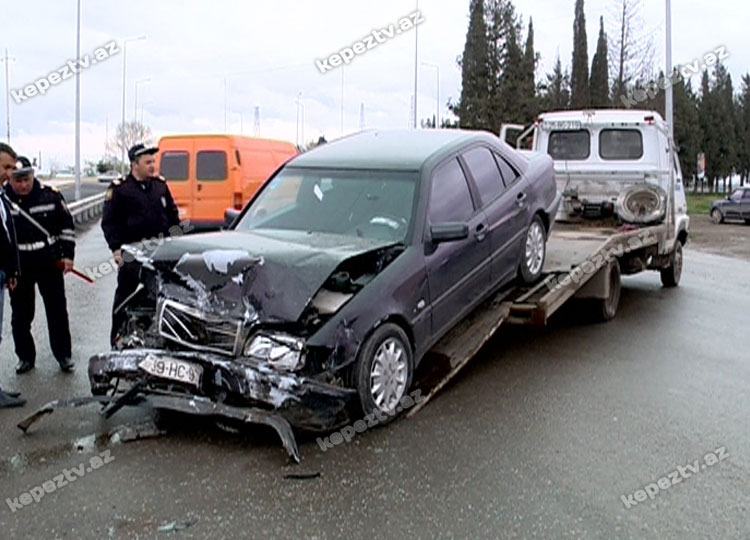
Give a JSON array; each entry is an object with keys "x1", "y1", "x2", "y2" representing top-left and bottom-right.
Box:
[
  {"x1": 234, "y1": 168, "x2": 418, "y2": 243},
  {"x1": 547, "y1": 130, "x2": 590, "y2": 160}
]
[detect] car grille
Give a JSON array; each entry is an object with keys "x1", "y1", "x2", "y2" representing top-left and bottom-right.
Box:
[{"x1": 158, "y1": 298, "x2": 242, "y2": 355}]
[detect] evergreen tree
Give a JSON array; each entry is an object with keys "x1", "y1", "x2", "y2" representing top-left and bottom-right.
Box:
[
  {"x1": 589, "y1": 16, "x2": 610, "y2": 107},
  {"x1": 540, "y1": 55, "x2": 571, "y2": 111},
  {"x1": 570, "y1": 0, "x2": 589, "y2": 108},
  {"x1": 455, "y1": 0, "x2": 492, "y2": 130},
  {"x1": 736, "y1": 75, "x2": 750, "y2": 186},
  {"x1": 521, "y1": 18, "x2": 539, "y2": 119}
]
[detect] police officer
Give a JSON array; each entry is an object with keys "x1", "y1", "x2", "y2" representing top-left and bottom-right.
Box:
[
  {"x1": 4, "y1": 156, "x2": 75, "y2": 373},
  {"x1": 0, "y1": 143, "x2": 25, "y2": 406},
  {"x1": 102, "y1": 143, "x2": 179, "y2": 347}
]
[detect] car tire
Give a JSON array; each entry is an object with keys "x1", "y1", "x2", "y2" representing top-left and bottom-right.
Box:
[
  {"x1": 353, "y1": 323, "x2": 413, "y2": 424},
  {"x1": 518, "y1": 215, "x2": 547, "y2": 284},
  {"x1": 710, "y1": 208, "x2": 724, "y2": 224},
  {"x1": 745, "y1": 219, "x2": 750, "y2": 225},
  {"x1": 591, "y1": 260, "x2": 621, "y2": 323},
  {"x1": 660, "y1": 242, "x2": 683, "y2": 288}
]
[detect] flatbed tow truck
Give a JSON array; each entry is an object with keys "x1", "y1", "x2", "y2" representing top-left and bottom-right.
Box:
[{"x1": 410, "y1": 109, "x2": 689, "y2": 416}]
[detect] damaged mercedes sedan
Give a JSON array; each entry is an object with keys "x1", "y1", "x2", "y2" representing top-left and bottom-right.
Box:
[{"x1": 23, "y1": 130, "x2": 559, "y2": 460}]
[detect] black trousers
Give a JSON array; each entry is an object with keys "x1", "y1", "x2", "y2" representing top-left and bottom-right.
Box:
[
  {"x1": 111, "y1": 260, "x2": 141, "y2": 346},
  {"x1": 9, "y1": 260, "x2": 72, "y2": 364}
]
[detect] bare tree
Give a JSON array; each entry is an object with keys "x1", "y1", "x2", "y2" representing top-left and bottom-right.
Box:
[
  {"x1": 607, "y1": 0, "x2": 655, "y2": 102},
  {"x1": 106, "y1": 120, "x2": 154, "y2": 159},
  {"x1": 47, "y1": 157, "x2": 61, "y2": 178}
]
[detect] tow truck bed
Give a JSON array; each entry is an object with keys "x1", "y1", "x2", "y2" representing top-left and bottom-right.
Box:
[{"x1": 409, "y1": 223, "x2": 665, "y2": 415}]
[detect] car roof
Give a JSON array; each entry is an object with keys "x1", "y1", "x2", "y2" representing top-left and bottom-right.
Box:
[{"x1": 289, "y1": 129, "x2": 494, "y2": 171}]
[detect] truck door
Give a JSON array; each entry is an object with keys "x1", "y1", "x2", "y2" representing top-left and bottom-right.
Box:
[
  {"x1": 193, "y1": 147, "x2": 233, "y2": 222},
  {"x1": 159, "y1": 145, "x2": 192, "y2": 222}
]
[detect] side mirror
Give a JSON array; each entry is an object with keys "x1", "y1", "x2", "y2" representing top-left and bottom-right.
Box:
[
  {"x1": 430, "y1": 222, "x2": 469, "y2": 244},
  {"x1": 224, "y1": 207, "x2": 241, "y2": 229}
]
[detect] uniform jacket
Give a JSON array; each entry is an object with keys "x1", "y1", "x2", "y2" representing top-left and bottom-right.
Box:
[
  {"x1": 101, "y1": 173, "x2": 180, "y2": 252},
  {"x1": 3, "y1": 179, "x2": 75, "y2": 266},
  {"x1": 0, "y1": 193, "x2": 20, "y2": 278}
]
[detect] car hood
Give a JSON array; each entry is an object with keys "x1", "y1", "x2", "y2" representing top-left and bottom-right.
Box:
[{"x1": 141, "y1": 230, "x2": 398, "y2": 324}]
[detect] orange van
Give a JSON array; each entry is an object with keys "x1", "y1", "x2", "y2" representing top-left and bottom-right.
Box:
[{"x1": 156, "y1": 134, "x2": 297, "y2": 229}]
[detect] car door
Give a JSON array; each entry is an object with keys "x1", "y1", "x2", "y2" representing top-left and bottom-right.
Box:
[
  {"x1": 742, "y1": 189, "x2": 750, "y2": 220},
  {"x1": 424, "y1": 157, "x2": 491, "y2": 337},
  {"x1": 459, "y1": 146, "x2": 527, "y2": 287},
  {"x1": 725, "y1": 190, "x2": 743, "y2": 219}
]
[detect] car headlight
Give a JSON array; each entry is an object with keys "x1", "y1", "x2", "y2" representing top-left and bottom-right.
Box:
[{"x1": 243, "y1": 334, "x2": 305, "y2": 371}]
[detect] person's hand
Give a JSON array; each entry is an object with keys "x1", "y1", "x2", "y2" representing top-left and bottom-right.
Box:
[
  {"x1": 60, "y1": 258, "x2": 74, "y2": 274},
  {"x1": 113, "y1": 249, "x2": 123, "y2": 267},
  {"x1": 7, "y1": 277, "x2": 17, "y2": 291}
]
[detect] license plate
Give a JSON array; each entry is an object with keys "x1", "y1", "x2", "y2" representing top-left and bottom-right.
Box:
[
  {"x1": 138, "y1": 354, "x2": 203, "y2": 387},
  {"x1": 543, "y1": 120, "x2": 582, "y2": 131}
]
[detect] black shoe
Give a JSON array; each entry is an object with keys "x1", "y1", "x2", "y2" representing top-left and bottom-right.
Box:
[
  {"x1": 4, "y1": 391, "x2": 21, "y2": 398},
  {"x1": 15, "y1": 360, "x2": 35, "y2": 374},
  {"x1": 58, "y1": 357, "x2": 75, "y2": 373},
  {"x1": 0, "y1": 390, "x2": 26, "y2": 408}
]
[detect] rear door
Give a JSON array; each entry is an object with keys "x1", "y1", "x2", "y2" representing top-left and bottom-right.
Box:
[
  {"x1": 158, "y1": 141, "x2": 192, "y2": 221},
  {"x1": 725, "y1": 190, "x2": 743, "y2": 219},
  {"x1": 193, "y1": 142, "x2": 232, "y2": 221},
  {"x1": 424, "y1": 157, "x2": 491, "y2": 337},
  {"x1": 459, "y1": 146, "x2": 527, "y2": 287},
  {"x1": 742, "y1": 189, "x2": 750, "y2": 219}
]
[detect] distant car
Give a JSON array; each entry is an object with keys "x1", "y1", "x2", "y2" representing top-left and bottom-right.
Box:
[
  {"x1": 710, "y1": 187, "x2": 750, "y2": 224},
  {"x1": 87, "y1": 129, "x2": 560, "y2": 439},
  {"x1": 98, "y1": 170, "x2": 120, "y2": 183}
]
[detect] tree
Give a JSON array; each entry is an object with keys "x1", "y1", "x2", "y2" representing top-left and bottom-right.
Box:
[
  {"x1": 608, "y1": 0, "x2": 655, "y2": 104},
  {"x1": 672, "y1": 78, "x2": 702, "y2": 186},
  {"x1": 590, "y1": 16, "x2": 610, "y2": 107},
  {"x1": 454, "y1": 0, "x2": 492, "y2": 130},
  {"x1": 570, "y1": 0, "x2": 589, "y2": 108},
  {"x1": 735, "y1": 75, "x2": 750, "y2": 186},
  {"x1": 521, "y1": 18, "x2": 539, "y2": 119},
  {"x1": 539, "y1": 55, "x2": 571, "y2": 111},
  {"x1": 106, "y1": 120, "x2": 154, "y2": 164},
  {"x1": 698, "y1": 63, "x2": 736, "y2": 192}
]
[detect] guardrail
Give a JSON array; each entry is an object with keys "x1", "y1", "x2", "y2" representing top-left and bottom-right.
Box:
[{"x1": 69, "y1": 192, "x2": 106, "y2": 225}]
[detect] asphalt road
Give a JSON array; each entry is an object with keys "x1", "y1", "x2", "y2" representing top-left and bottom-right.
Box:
[{"x1": 0, "y1": 224, "x2": 747, "y2": 539}]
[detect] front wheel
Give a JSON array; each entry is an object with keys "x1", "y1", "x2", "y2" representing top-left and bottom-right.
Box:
[
  {"x1": 660, "y1": 242, "x2": 683, "y2": 288},
  {"x1": 353, "y1": 323, "x2": 414, "y2": 423},
  {"x1": 519, "y1": 215, "x2": 547, "y2": 284},
  {"x1": 710, "y1": 209, "x2": 724, "y2": 224}
]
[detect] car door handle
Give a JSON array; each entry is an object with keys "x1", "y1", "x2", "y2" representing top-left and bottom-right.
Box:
[
  {"x1": 475, "y1": 223, "x2": 487, "y2": 241},
  {"x1": 516, "y1": 192, "x2": 527, "y2": 207}
]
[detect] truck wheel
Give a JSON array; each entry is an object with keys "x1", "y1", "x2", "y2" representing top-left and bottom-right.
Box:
[
  {"x1": 519, "y1": 215, "x2": 547, "y2": 284},
  {"x1": 710, "y1": 209, "x2": 724, "y2": 224},
  {"x1": 353, "y1": 323, "x2": 413, "y2": 424},
  {"x1": 660, "y1": 242, "x2": 683, "y2": 288},
  {"x1": 592, "y1": 260, "x2": 621, "y2": 322}
]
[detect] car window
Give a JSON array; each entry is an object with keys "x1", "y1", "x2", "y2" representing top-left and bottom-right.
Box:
[
  {"x1": 237, "y1": 168, "x2": 417, "y2": 242},
  {"x1": 196, "y1": 150, "x2": 228, "y2": 181},
  {"x1": 493, "y1": 151, "x2": 520, "y2": 186},
  {"x1": 547, "y1": 130, "x2": 590, "y2": 160},
  {"x1": 462, "y1": 147, "x2": 505, "y2": 206},
  {"x1": 600, "y1": 129, "x2": 644, "y2": 160},
  {"x1": 729, "y1": 190, "x2": 743, "y2": 202},
  {"x1": 428, "y1": 158, "x2": 474, "y2": 223},
  {"x1": 742, "y1": 190, "x2": 750, "y2": 201},
  {"x1": 159, "y1": 151, "x2": 189, "y2": 181}
]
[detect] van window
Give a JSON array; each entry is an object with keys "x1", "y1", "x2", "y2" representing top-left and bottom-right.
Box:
[
  {"x1": 600, "y1": 129, "x2": 644, "y2": 160},
  {"x1": 196, "y1": 150, "x2": 228, "y2": 180},
  {"x1": 160, "y1": 151, "x2": 189, "y2": 181},
  {"x1": 547, "y1": 130, "x2": 590, "y2": 160}
]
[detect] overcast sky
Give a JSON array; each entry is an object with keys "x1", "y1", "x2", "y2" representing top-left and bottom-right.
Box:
[{"x1": 0, "y1": 0, "x2": 745, "y2": 169}]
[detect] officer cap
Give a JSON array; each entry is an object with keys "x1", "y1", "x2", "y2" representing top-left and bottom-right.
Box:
[
  {"x1": 11, "y1": 156, "x2": 34, "y2": 178},
  {"x1": 128, "y1": 143, "x2": 158, "y2": 162}
]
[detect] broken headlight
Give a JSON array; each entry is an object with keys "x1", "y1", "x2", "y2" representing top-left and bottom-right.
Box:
[{"x1": 243, "y1": 334, "x2": 305, "y2": 371}]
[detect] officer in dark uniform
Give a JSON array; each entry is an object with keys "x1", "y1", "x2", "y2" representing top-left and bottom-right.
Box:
[
  {"x1": 0, "y1": 142, "x2": 25, "y2": 406},
  {"x1": 102, "y1": 143, "x2": 179, "y2": 347},
  {"x1": 4, "y1": 156, "x2": 75, "y2": 373}
]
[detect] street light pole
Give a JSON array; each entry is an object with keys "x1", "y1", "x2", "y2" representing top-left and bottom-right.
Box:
[
  {"x1": 2, "y1": 48, "x2": 13, "y2": 142},
  {"x1": 413, "y1": 0, "x2": 419, "y2": 129},
  {"x1": 120, "y1": 35, "x2": 146, "y2": 176},
  {"x1": 296, "y1": 91, "x2": 302, "y2": 147},
  {"x1": 74, "y1": 0, "x2": 81, "y2": 200}
]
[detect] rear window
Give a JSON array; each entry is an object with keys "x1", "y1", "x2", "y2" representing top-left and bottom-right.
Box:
[
  {"x1": 599, "y1": 129, "x2": 644, "y2": 160},
  {"x1": 196, "y1": 150, "x2": 228, "y2": 180},
  {"x1": 547, "y1": 130, "x2": 590, "y2": 160},
  {"x1": 159, "y1": 151, "x2": 189, "y2": 181}
]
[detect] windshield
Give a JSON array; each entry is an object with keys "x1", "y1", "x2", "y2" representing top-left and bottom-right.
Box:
[{"x1": 234, "y1": 167, "x2": 418, "y2": 243}]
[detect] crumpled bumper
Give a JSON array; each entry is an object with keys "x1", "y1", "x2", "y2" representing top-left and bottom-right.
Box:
[{"x1": 88, "y1": 349, "x2": 356, "y2": 432}]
